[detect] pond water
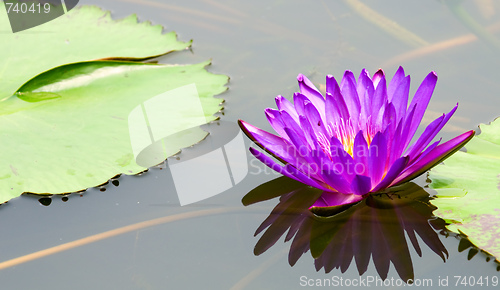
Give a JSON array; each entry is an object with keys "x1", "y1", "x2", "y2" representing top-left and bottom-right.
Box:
[{"x1": 1, "y1": 0, "x2": 499, "y2": 289}]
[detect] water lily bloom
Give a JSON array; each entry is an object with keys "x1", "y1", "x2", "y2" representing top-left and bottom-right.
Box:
[{"x1": 238, "y1": 67, "x2": 474, "y2": 208}]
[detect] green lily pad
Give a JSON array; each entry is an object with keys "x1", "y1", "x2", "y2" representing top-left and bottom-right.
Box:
[
  {"x1": 0, "y1": 60, "x2": 227, "y2": 203},
  {"x1": 429, "y1": 118, "x2": 500, "y2": 260},
  {"x1": 0, "y1": 4, "x2": 228, "y2": 203},
  {"x1": 0, "y1": 3, "x2": 191, "y2": 101}
]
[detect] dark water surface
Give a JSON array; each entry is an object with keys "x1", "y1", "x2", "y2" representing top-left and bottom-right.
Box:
[{"x1": 1, "y1": 0, "x2": 499, "y2": 289}]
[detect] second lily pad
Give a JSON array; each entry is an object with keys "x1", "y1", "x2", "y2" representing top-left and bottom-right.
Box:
[{"x1": 429, "y1": 118, "x2": 500, "y2": 261}]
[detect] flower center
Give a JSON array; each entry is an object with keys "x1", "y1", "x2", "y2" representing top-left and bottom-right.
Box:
[{"x1": 317, "y1": 118, "x2": 377, "y2": 158}]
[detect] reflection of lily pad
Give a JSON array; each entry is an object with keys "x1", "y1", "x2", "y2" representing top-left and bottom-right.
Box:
[
  {"x1": 0, "y1": 4, "x2": 228, "y2": 203},
  {"x1": 0, "y1": 4, "x2": 191, "y2": 101},
  {"x1": 429, "y1": 118, "x2": 500, "y2": 261}
]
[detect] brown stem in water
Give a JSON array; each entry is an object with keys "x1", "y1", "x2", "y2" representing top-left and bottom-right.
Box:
[{"x1": 0, "y1": 207, "x2": 241, "y2": 271}]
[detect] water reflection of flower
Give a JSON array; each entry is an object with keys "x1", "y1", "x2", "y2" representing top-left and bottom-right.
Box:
[
  {"x1": 239, "y1": 67, "x2": 474, "y2": 208},
  {"x1": 244, "y1": 177, "x2": 448, "y2": 282}
]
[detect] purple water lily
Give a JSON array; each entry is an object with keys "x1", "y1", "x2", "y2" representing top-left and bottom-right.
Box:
[{"x1": 238, "y1": 67, "x2": 474, "y2": 208}]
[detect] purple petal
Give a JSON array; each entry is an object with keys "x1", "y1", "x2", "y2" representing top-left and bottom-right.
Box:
[
  {"x1": 372, "y1": 75, "x2": 387, "y2": 123},
  {"x1": 310, "y1": 149, "x2": 352, "y2": 193},
  {"x1": 368, "y1": 131, "x2": 388, "y2": 187},
  {"x1": 326, "y1": 74, "x2": 339, "y2": 95},
  {"x1": 382, "y1": 102, "x2": 397, "y2": 137},
  {"x1": 280, "y1": 110, "x2": 309, "y2": 147},
  {"x1": 304, "y1": 102, "x2": 328, "y2": 137},
  {"x1": 297, "y1": 74, "x2": 323, "y2": 98},
  {"x1": 238, "y1": 120, "x2": 298, "y2": 164},
  {"x1": 311, "y1": 191, "x2": 364, "y2": 207},
  {"x1": 391, "y1": 130, "x2": 475, "y2": 186},
  {"x1": 340, "y1": 70, "x2": 361, "y2": 129},
  {"x1": 299, "y1": 115, "x2": 318, "y2": 151},
  {"x1": 342, "y1": 69, "x2": 357, "y2": 86},
  {"x1": 405, "y1": 104, "x2": 458, "y2": 162},
  {"x1": 408, "y1": 139, "x2": 441, "y2": 167},
  {"x1": 399, "y1": 103, "x2": 417, "y2": 152},
  {"x1": 330, "y1": 139, "x2": 356, "y2": 182},
  {"x1": 406, "y1": 71, "x2": 438, "y2": 146},
  {"x1": 357, "y1": 69, "x2": 375, "y2": 122},
  {"x1": 391, "y1": 75, "x2": 410, "y2": 122},
  {"x1": 265, "y1": 108, "x2": 288, "y2": 141},
  {"x1": 283, "y1": 127, "x2": 312, "y2": 158},
  {"x1": 372, "y1": 156, "x2": 410, "y2": 192},
  {"x1": 353, "y1": 130, "x2": 369, "y2": 176},
  {"x1": 283, "y1": 163, "x2": 332, "y2": 192},
  {"x1": 326, "y1": 91, "x2": 350, "y2": 124},
  {"x1": 351, "y1": 174, "x2": 372, "y2": 195},
  {"x1": 329, "y1": 136, "x2": 345, "y2": 150},
  {"x1": 405, "y1": 114, "x2": 443, "y2": 160},
  {"x1": 325, "y1": 92, "x2": 339, "y2": 125},
  {"x1": 388, "y1": 118, "x2": 404, "y2": 167},
  {"x1": 389, "y1": 104, "x2": 415, "y2": 165},
  {"x1": 358, "y1": 90, "x2": 370, "y2": 129},
  {"x1": 372, "y1": 69, "x2": 385, "y2": 89},
  {"x1": 381, "y1": 103, "x2": 397, "y2": 159},
  {"x1": 281, "y1": 126, "x2": 319, "y2": 176},
  {"x1": 374, "y1": 101, "x2": 387, "y2": 131},
  {"x1": 249, "y1": 147, "x2": 301, "y2": 183},
  {"x1": 387, "y1": 66, "x2": 405, "y2": 102},
  {"x1": 275, "y1": 95, "x2": 299, "y2": 123},
  {"x1": 293, "y1": 92, "x2": 311, "y2": 117},
  {"x1": 326, "y1": 74, "x2": 350, "y2": 123},
  {"x1": 280, "y1": 109, "x2": 302, "y2": 132},
  {"x1": 297, "y1": 74, "x2": 326, "y2": 121},
  {"x1": 322, "y1": 168, "x2": 352, "y2": 193}
]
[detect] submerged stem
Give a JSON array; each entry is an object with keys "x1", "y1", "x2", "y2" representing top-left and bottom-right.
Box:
[{"x1": 0, "y1": 207, "x2": 241, "y2": 271}]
